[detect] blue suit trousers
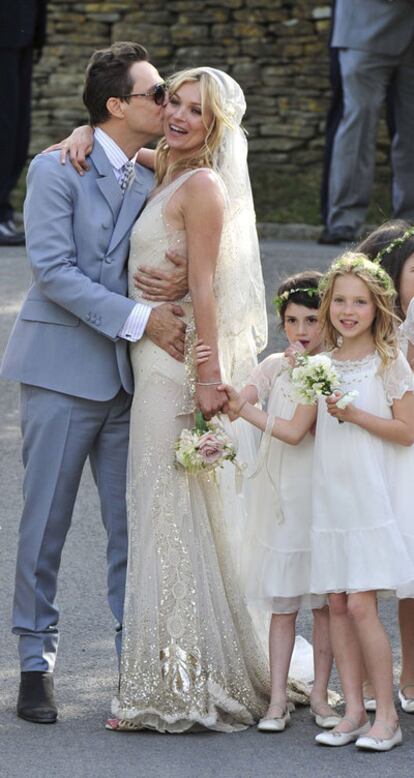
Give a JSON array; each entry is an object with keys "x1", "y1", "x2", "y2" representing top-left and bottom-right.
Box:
[{"x1": 13, "y1": 384, "x2": 131, "y2": 671}]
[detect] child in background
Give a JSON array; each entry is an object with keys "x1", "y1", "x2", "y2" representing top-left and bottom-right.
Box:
[
  {"x1": 358, "y1": 222, "x2": 414, "y2": 714},
  {"x1": 220, "y1": 254, "x2": 414, "y2": 751}
]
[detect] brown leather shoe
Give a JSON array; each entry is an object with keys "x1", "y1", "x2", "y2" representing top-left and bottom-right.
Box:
[{"x1": 17, "y1": 671, "x2": 57, "y2": 724}]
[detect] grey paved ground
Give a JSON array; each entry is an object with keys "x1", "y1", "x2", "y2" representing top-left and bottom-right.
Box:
[{"x1": 1, "y1": 241, "x2": 413, "y2": 777}]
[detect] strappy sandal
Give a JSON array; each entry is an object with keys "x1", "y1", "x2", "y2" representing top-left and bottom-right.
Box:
[{"x1": 105, "y1": 718, "x2": 141, "y2": 731}]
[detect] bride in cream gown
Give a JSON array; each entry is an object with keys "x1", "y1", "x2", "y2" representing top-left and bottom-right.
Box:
[{"x1": 109, "y1": 67, "x2": 271, "y2": 732}]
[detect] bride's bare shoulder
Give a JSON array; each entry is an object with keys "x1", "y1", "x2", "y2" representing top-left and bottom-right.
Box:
[{"x1": 182, "y1": 168, "x2": 225, "y2": 203}]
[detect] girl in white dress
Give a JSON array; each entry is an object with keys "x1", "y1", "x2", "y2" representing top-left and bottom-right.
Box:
[
  {"x1": 199, "y1": 271, "x2": 338, "y2": 733},
  {"x1": 220, "y1": 252, "x2": 414, "y2": 752},
  {"x1": 358, "y1": 222, "x2": 414, "y2": 714}
]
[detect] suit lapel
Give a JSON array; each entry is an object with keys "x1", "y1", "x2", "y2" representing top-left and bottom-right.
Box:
[
  {"x1": 90, "y1": 143, "x2": 123, "y2": 220},
  {"x1": 107, "y1": 169, "x2": 148, "y2": 254}
]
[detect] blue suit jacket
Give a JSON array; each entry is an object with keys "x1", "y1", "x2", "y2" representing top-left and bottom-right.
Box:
[
  {"x1": 0, "y1": 143, "x2": 154, "y2": 400},
  {"x1": 332, "y1": 0, "x2": 414, "y2": 56}
]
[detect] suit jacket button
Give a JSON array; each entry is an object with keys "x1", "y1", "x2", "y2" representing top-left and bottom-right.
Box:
[{"x1": 104, "y1": 257, "x2": 112, "y2": 264}]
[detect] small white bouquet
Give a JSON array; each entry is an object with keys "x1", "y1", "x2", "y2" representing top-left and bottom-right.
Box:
[
  {"x1": 290, "y1": 354, "x2": 358, "y2": 409},
  {"x1": 175, "y1": 411, "x2": 239, "y2": 474}
]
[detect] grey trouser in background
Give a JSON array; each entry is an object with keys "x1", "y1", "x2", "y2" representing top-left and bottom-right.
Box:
[
  {"x1": 13, "y1": 385, "x2": 131, "y2": 672},
  {"x1": 327, "y1": 44, "x2": 414, "y2": 233}
]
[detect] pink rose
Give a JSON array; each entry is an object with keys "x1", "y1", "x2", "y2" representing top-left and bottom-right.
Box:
[{"x1": 196, "y1": 432, "x2": 224, "y2": 465}]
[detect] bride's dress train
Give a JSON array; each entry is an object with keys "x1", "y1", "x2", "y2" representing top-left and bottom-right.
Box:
[{"x1": 112, "y1": 171, "x2": 269, "y2": 732}]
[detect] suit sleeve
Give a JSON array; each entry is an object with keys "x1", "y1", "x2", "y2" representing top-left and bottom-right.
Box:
[{"x1": 24, "y1": 153, "x2": 138, "y2": 341}]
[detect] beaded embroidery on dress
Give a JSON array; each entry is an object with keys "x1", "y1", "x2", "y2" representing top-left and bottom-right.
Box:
[{"x1": 112, "y1": 170, "x2": 269, "y2": 732}]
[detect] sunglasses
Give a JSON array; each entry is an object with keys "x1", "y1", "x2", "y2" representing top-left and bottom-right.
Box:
[{"x1": 122, "y1": 82, "x2": 167, "y2": 106}]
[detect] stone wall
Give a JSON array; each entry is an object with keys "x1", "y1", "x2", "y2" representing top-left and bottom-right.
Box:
[{"x1": 19, "y1": 0, "x2": 390, "y2": 223}]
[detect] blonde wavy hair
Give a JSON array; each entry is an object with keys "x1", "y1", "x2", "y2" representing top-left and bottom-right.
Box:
[
  {"x1": 318, "y1": 252, "x2": 399, "y2": 367},
  {"x1": 155, "y1": 68, "x2": 236, "y2": 184}
]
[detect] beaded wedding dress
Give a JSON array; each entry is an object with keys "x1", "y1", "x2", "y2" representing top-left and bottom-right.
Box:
[{"x1": 111, "y1": 166, "x2": 270, "y2": 732}]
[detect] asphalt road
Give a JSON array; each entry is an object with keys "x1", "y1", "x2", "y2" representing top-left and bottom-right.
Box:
[{"x1": 1, "y1": 241, "x2": 413, "y2": 777}]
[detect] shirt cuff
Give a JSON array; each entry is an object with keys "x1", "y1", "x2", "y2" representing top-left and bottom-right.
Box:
[{"x1": 118, "y1": 303, "x2": 151, "y2": 342}]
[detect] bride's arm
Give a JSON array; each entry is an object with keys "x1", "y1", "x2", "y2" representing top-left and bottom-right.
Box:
[
  {"x1": 195, "y1": 339, "x2": 258, "y2": 419},
  {"x1": 44, "y1": 127, "x2": 155, "y2": 174},
  {"x1": 43, "y1": 125, "x2": 94, "y2": 173},
  {"x1": 182, "y1": 171, "x2": 226, "y2": 419},
  {"x1": 136, "y1": 148, "x2": 156, "y2": 170}
]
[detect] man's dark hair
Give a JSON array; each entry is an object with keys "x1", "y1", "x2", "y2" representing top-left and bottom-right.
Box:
[{"x1": 83, "y1": 41, "x2": 149, "y2": 125}]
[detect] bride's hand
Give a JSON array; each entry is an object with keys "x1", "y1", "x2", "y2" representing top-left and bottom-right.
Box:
[
  {"x1": 196, "y1": 384, "x2": 226, "y2": 420},
  {"x1": 217, "y1": 384, "x2": 247, "y2": 419},
  {"x1": 42, "y1": 125, "x2": 94, "y2": 174}
]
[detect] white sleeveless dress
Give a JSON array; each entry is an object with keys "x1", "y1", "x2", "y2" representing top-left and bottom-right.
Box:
[{"x1": 113, "y1": 170, "x2": 269, "y2": 732}]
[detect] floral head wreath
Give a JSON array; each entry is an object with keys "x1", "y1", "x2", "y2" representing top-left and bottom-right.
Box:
[
  {"x1": 273, "y1": 286, "x2": 320, "y2": 314},
  {"x1": 318, "y1": 253, "x2": 395, "y2": 296},
  {"x1": 374, "y1": 226, "x2": 414, "y2": 263}
]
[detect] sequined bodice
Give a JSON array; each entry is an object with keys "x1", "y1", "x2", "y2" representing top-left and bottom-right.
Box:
[{"x1": 128, "y1": 172, "x2": 197, "y2": 308}]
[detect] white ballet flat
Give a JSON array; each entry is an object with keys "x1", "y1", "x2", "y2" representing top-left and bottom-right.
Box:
[
  {"x1": 310, "y1": 703, "x2": 341, "y2": 729},
  {"x1": 315, "y1": 718, "x2": 370, "y2": 747},
  {"x1": 257, "y1": 703, "x2": 291, "y2": 733},
  {"x1": 362, "y1": 682, "x2": 377, "y2": 711},
  {"x1": 399, "y1": 686, "x2": 414, "y2": 713},
  {"x1": 356, "y1": 722, "x2": 402, "y2": 752}
]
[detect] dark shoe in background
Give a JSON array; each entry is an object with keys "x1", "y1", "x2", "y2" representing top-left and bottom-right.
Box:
[
  {"x1": 0, "y1": 219, "x2": 25, "y2": 246},
  {"x1": 17, "y1": 671, "x2": 58, "y2": 724},
  {"x1": 318, "y1": 227, "x2": 357, "y2": 245}
]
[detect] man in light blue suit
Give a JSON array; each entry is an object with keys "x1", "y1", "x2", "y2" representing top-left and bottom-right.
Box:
[
  {"x1": 0, "y1": 41, "x2": 187, "y2": 723},
  {"x1": 320, "y1": 0, "x2": 414, "y2": 244}
]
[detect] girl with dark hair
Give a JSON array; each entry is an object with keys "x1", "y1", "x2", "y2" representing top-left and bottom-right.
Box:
[{"x1": 358, "y1": 220, "x2": 414, "y2": 365}]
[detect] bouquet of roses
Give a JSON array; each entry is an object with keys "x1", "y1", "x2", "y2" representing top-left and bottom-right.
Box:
[
  {"x1": 290, "y1": 354, "x2": 358, "y2": 409},
  {"x1": 175, "y1": 411, "x2": 239, "y2": 474}
]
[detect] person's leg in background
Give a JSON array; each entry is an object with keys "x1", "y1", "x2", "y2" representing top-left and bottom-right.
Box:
[
  {"x1": 389, "y1": 44, "x2": 414, "y2": 223},
  {"x1": 0, "y1": 46, "x2": 29, "y2": 245},
  {"x1": 323, "y1": 49, "x2": 393, "y2": 243}
]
